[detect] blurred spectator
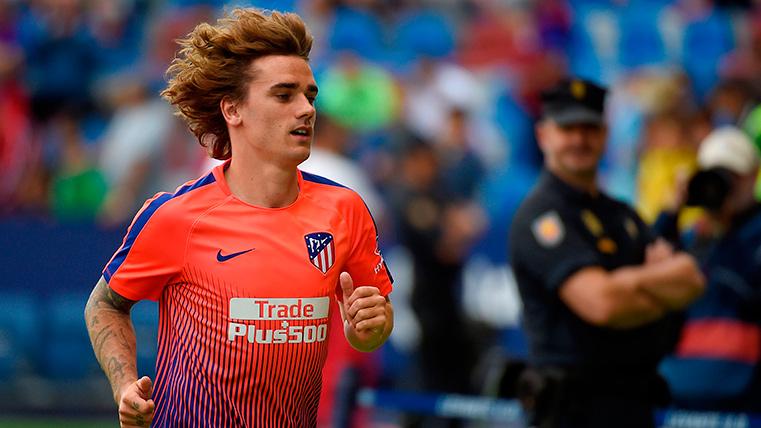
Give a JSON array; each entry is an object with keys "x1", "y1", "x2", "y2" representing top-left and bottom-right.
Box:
[
  {"x1": 742, "y1": 103, "x2": 761, "y2": 199},
  {"x1": 18, "y1": 0, "x2": 97, "y2": 121},
  {"x1": 436, "y1": 108, "x2": 486, "y2": 201},
  {"x1": 706, "y1": 79, "x2": 760, "y2": 127},
  {"x1": 401, "y1": 59, "x2": 483, "y2": 145},
  {"x1": 388, "y1": 137, "x2": 486, "y2": 427},
  {"x1": 635, "y1": 113, "x2": 699, "y2": 224},
  {"x1": 49, "y1": 113, "x2": 107, "y2": 222},
  {"x1": 96, "y1": 75, "x2": 178, "y2": 226},
  {"x1": 142, "y1": 5, "x2": 217, "y2": 88},
  {"x1": 317, "y1": 51, "x2": 399, "y2": 132},
  {"x1": 721, "y1": 7, "x2": 761, "y2": 93},
  {"x1": 602, "y1": 69, "x2": 702, "y2": 203},
  {"x1": 86, "y1": 0, "x2": 146, "y2": 81},
  {"x1": 659, "y1": 126, "x2": 761, "y2": 413},
  {"x1": 0, "y1": 2, "x2": 30, "y2": 213}
]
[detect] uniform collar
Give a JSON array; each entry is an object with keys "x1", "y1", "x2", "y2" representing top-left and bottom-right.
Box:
[{"x1": 540, "y1": 169, "x2": 601, "y2": 203}]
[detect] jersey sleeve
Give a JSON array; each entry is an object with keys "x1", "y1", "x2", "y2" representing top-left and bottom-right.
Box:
[
  {"x1": 102, "y1": 193, "x2": 185, "y2": 301},
  {"x1": 338, "y1": 192, "x2": 394, "y2": 301},
  {"x1": 510, "y1": 208, "x2": 601, "y2": 294}
]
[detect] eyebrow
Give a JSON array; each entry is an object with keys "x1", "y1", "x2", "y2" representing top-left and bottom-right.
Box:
[{"x1": 269, "y1": 82, "x2": 319, "y2": 95}]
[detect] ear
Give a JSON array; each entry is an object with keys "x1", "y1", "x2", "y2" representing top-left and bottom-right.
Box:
[
  {"x1": 599, "y1": 124, "x2": 609, "y2": 141},
  {"x1": 535, "y1": 121, "x2": 548, "y2": 153},
  {"x1": 220, "y1": 97, "x2": 242, "y2": 126}
]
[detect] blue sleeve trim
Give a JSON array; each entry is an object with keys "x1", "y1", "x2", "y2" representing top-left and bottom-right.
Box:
[
  {"x1": 300, "y1": 170, "x2": 348, "y2": 188},
  {"x1": 302, "y1": 170, "x2": 393, "y2": 284},
  {"x1": 103, "y1": 172, "x2": 216, "y2": 282}
]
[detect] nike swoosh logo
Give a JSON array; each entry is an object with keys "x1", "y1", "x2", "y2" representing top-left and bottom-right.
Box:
[{"x1": 216, "y1": 248, "x2": 254, "y2": 262}]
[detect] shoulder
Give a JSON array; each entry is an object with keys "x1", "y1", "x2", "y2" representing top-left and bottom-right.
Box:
[
  {"x1": 737, "y1": 209, "x2": 761, "y2": 244},
  {"x1": 301, "y1": 170, "x2": 370, "y2": 214},
  {"x1": 601, "y1": 192, "x2": 639, "y2": 216},
  {"x1": 130, "y1": 171, "x2": 222, "y2": 236},
  {"x1": 512, "y1": 184, "x2": 561, "y2": 232}
]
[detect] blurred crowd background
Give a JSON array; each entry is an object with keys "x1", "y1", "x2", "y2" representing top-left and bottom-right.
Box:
[{"x1": 1, "y1": 0, "x2": 761, "y2": 425}]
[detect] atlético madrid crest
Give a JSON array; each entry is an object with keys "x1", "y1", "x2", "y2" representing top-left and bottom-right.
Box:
[{"x1": 304, "y1": 232, "x2": 335, "y2": 274}]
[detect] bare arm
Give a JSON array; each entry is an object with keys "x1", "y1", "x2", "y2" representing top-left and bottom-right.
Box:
[
  {"x1": 560, "y1": 266, "x2": 668, "y2": 329},
  {"x1": 85, "y1": 277, "x2": 155, "y2": 427},
  {"x1": 84, "y1": 276, "x2": 138, "y2": 401},
  {"x1": 636, "y1": 250, "x2": 706, "y2": 311},
  {"x1": 559, "y1": 247, "x2": 705, "y2": 329}
]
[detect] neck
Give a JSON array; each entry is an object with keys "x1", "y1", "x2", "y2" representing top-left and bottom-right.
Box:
[
  {"x1": 549, "y1": 166, "x2": 598, "y2": 195},
  {"x1": 225, "y1": 154, "x2": 300, "y2": 208}
]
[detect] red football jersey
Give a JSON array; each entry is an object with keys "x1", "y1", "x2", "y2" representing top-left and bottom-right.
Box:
[{"x1": 103, "y1": 161, "x2": 393, "y2": 427}]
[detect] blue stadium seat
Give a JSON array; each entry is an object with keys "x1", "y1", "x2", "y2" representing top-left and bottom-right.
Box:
[
  {"x1": 40, "y1": 292, "x2": 100, "y2": 380},
  {"x1": 682, "y1": 8, "x2": 734, "y2": 100},
  {"x1": 328, "y1": 7, "x2": 386, "y2": 62},
  {"x1": 617, "y1": 2, "x2": 667, "y2": 69},
  {"x1": 0, "y1": 293, "x2": 40, "y2": 380},
  {"x1": 389, "y1": 10, "x2": 455, "y2": 72}
]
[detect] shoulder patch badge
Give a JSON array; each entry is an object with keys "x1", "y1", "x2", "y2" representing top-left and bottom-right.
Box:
[{"x1": 532, "y1": 211, "x2": 565, "y2": 247}]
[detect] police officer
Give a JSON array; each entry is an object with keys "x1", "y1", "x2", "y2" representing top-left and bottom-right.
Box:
[{"x1": 509, "y1": 79, "x2": 706, "y2": 428}]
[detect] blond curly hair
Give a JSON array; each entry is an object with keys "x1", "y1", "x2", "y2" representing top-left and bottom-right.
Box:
[{"x1": 161, "y1": 8, "x2": 313, "y2": 160}]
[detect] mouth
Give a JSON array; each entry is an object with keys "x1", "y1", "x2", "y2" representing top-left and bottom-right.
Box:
[{"x1": 290, "y1": 126, "x2": 312, "y2": 138}]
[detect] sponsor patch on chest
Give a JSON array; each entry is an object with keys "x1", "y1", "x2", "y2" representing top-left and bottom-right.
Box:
[{"x1": 228, "y1": 297, "x2": 330, "y2": 344}]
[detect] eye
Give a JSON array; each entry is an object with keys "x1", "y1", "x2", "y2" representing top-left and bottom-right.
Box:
[
  {"x1": 275, "y1": 93, "x2": 290, "y2": 101},
  {"x1": 307, "y1": 96, "x2": 316, "y2": 105}
]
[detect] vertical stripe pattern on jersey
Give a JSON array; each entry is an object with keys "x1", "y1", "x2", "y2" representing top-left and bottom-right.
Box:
[{"x1": 150, "y1": 265, "x2": 328, "y2": 427}]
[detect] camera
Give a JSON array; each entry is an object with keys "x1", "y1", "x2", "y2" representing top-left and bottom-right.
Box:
[{"x1": 685, "y1": 167, "x2": 733, "y2": 211}]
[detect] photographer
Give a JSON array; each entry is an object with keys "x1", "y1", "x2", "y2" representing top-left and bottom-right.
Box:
[{"x1": 658, "y1": 126, "x2": 761, "y2": 413}]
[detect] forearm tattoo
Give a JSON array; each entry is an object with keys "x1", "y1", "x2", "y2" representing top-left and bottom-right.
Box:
[{"x1": 85, "y1": 278, "x2": 139, "y2": 401}]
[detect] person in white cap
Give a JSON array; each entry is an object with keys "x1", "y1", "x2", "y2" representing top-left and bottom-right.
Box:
[{"x1": 657, "y1": 125, "x2": 761, "y2": 414}]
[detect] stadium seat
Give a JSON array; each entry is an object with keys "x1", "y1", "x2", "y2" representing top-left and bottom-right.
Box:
[
  {"x1": 40, "y1": 293, "x2": 99, "y2": 380},
  {"x1": 0, "y1": 293, "x2": 40, "y2": 380}
]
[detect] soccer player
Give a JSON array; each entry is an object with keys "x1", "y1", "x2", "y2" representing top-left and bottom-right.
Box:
[{"x1": 84, "y1": 9, "x2": 394, "y2": 428}]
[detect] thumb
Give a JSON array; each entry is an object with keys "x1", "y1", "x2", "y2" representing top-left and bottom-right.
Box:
[
  {"x1": 136, "y1": 376, "x2": 153, "y2": 398},
  {"x1": 339, "y1": 272, "x2": 354, "y2": 304}
]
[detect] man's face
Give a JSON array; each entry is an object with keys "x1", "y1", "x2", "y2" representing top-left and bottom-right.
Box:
[
  {"x1": 536, "y1": 120, "x2": 607, "y2": 179},
  {"x1": 233, "y1": 55, "x2": 318, "y2": 167}
]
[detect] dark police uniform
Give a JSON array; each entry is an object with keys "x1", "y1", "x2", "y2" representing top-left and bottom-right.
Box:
[{"x1": 508, "y1": 80, "x2": 679, "y2": 428}]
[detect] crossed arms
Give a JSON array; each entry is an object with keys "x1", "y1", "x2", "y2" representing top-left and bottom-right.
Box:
[{"x1": 559, "y1": 239, "x2": 706, "y2": 329}]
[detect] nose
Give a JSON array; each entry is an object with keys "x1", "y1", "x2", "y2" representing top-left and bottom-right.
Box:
[
  {"x1": 297, "y1": 94, "x2": 316, "y2": 121},
  {"x1": 565, "y1": 125, "x2": 594, "y2": 146}
]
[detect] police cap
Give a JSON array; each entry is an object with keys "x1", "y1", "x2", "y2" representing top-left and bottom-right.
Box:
[{"x1": 540, "y1": 79, "x2": 607, "y2": 126}]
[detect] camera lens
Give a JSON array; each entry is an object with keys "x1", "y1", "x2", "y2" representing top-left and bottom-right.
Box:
[{"x1": 685, "y1": 168, "x2": 733, "y2": 210}]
